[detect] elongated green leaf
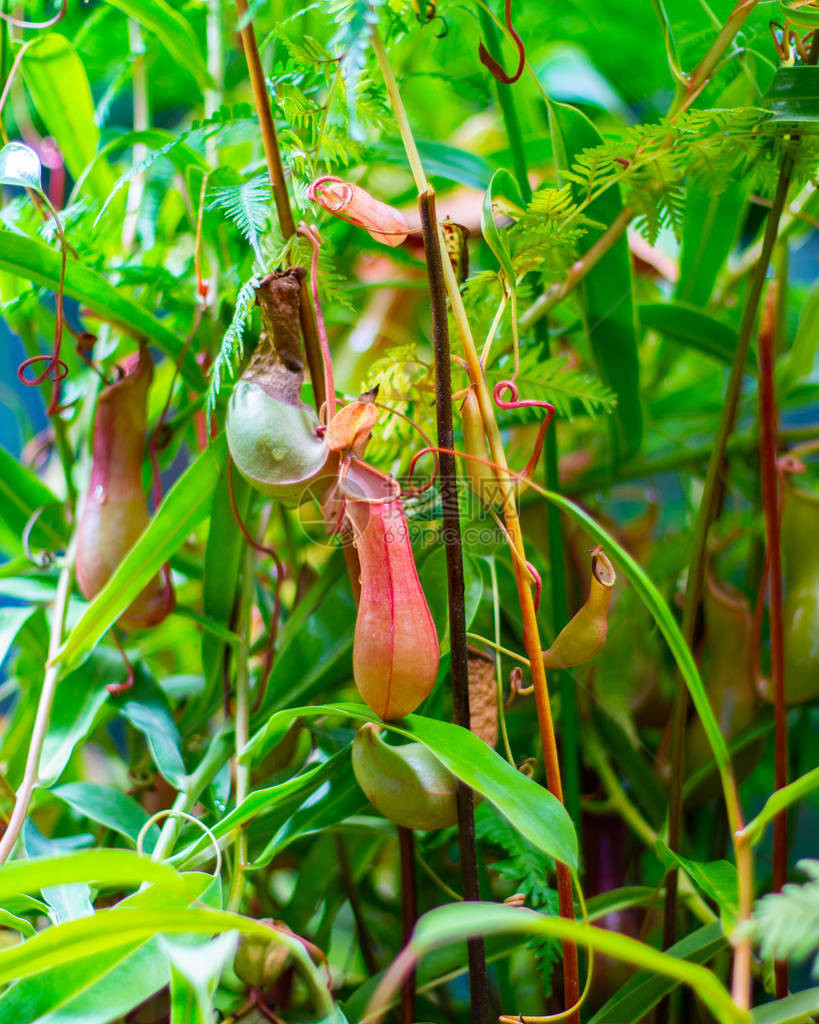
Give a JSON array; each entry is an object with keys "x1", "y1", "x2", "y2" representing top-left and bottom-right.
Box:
[
  {"x1": 103, "y1": 0, "x2": 212, "y2": 92},
  {"x1": 778, "y1": 1, "x2": 819, "y2": 27},
  {"x1": 0, "y1": 907, "x2": 335, "y2": 1018},
  {"x1": 0, "y1": 444, "x2": 65, "y2": 557},
  {"x1": 0, "y1": 850, "x2": 189, "y2": 905},
  {"x1": 118, "y1": 669, "x2": 187, "y2": 788},
  {"x1": 752, "y1": 987, "x2": 819, "y2": 1023},
  {"x1": 385, "y1": 904, "x2": 744, "y2": 1024},
  {"x1": 589, "y1": 922, "x2": 727, "y2": 1024},
  {"x1": 166, "y1": 934, "x2": 236, "y2": 1024},
  {"x1": 242, "y1": 704, "x2": 578, "y2": 869},
  {"x1": 762, "y1": 66, "x2": 819, "y2": 124},
  {"x1": 250, "y1": 750, "x2": 365, "y2": 869},
  {"x1": 639, "y1": 302, "x2": 752, "y2": 370},
  {"x1": 21, "y1": 35, "x2": 114, "y2": 200},
  {"x1": 0, "y1": 876, "x2": 214, "y2": 1023},
  {"x1": 743, "y1": 766, "x2": 819, "y2": 845},
  {"x1": 0, "y1": 232, "x2": 203, "y2": 389},
  {"x1": 676, "y1": 177, "x2": 748, "y2": 307},
  {"x1": 784, "y1": 281, "x2": 819, "y2": 387},
  {"x1": 0, "y1": 908, "x2": 35, "y2": 936},
  {"x1": 39, "y1": 653, "x2": 113, "y2": 785},
  {"x1": 481, "y1": 168, "x2": 522, "y2": 288},
  {"x1": 548, "y1": 99, "x2": 642, "y2": 459},
  {"x1": 48, "y1": 783, "x2": 160, "y2": 847},
  {"x1": 371, "y1": 138, "x2": 493, "y2": 190},
  {"x1": 176, "y1": 761, "x2": 330, "y2": 866},
  {"x1": 56, "y1": 437, "x2": 227, "y2": 671}
]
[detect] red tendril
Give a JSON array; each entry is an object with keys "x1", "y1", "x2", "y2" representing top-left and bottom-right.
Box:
[
  {"x1": 493, "y1": 380, "x2": 556, "y2": 483},
  {"x1": 478, "y1": 0, "x2": 525, "y2": 85}
]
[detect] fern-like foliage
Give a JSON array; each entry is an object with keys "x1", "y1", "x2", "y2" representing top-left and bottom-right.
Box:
[
  {"x1": 476, "y1": 803, "x2": 561, "y2": 995},
  {"x1": 207, "y1": 176, "x2": 272, "y2": 266},
  {"x1": 743, "y1": 859, "x2": 819, "y2": 976},
  {"x1": 208, "y1": 275, "x2": 259, "y2": 416},
  {"x1": 328, "y1": 0, "x2": 385, "y2": 133},
  {"x1": 495, "y1": 354, "x2": 618, "y2": 423}
]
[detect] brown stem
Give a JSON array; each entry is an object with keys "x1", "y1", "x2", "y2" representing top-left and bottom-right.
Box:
[
  {"x1": 231, "y1": 0, "x2": 326, "y2": 411},
  {"x1": 418, "y1": 189, "x2": 490, "y2": 1024},
  {"x1": 758, "y1": 282, "x2": 788, "y2": 998},
  {"x1": 398, "y1": 825, "x2": 418, "y2": 1024},
  {"x1": 670, "y1": 0, "x2": 760, "y2": 117}
]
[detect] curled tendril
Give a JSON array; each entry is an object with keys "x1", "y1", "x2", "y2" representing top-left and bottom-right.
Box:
[
  {"x1": 493, "y1": 380, "x2": 556, "y2": 483},
  {"x1": 0, "y1": 0, "x2": 66, "y2": 29},
  {"x1": 478, "y1": 0, "x2": 525, "y2": 84},
  {"x1": 22, "y1": 504, "x2": 61, "y2": 568}
]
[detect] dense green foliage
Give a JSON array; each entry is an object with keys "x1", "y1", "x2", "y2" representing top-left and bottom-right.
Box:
[{"x1": 1, "y1": 1, "x2": 819, "y2": 1023}]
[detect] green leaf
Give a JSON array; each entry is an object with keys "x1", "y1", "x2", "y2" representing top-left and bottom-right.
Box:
[
  {"x1": 589, "y1": 922, "x2": 727, "y2": 1024},
  {"x1": 778, "y1": 1, "x2": 819, "y2": 27},
  {"x1": 0, "y1": 444, "x2": 65, "y2": 557},
  {"x1": 56, "y1": 437, "x2": 227, "y2": 672},
  {"x1": 742, "y1": 766, "x2": 819, "y2": 845},
  {"x1": 752, "y1": 987, "x2": 819, "y2": 1023},
  {"x1": 547, "y1": 100, "x2": 642, "y2": 459},
  {"x1": 39, "y1": 653, "x2": 113, "y2": 785},
  {"x1": 21, "y1": 35, "x2": 114, "y2": 200},
  {"x1": 656, "y1": 842, "x2": 738, "y2": 924},
  {"x1": 250, "y1": 749, "x2": 365, "y2": 869},
  {"x1": 784, "y1": 281, "x2": 819, "y2": 387},
  {"x1": 207, "y1": 174, "x2": 271, "y2": 265},
  {"x1": 118, "y1": 669, "x2": 187, "y2": 789},
  {"x1": 242, "y1": 704, "x2": 578, "y2": 869},
  {"x1": 0, "y1": 232, "x2": 204, "y2": 390},
  {"x1": 0, "y1": 141, "x2": 43, "y2": 193},
  {"x1": 0, "y1": 850, "x2": 191, "y2": 906},
  {"x1": 48, "y1": 783, "x2": 160, "y2": 847},
  {"x1": 165, "y1": 933, "x2": 236, "y2": 1024},
  {"x1": 0, "y1": 908, "x2": 36, "y2": 937},
  {"x1": 639, "y1": 302, "x2": 753, "y2": 369},
  {"x1": 762, "y1": 66, "x2": 819, "y2": 124},
  {"x1": 676, "y1": 177, "x2": 748, "y2": 307},
  {"x1": 102, "y1": 0, "x2": 212, "y2": 92},
  {"x1": 0, "y1": 876, "x2": 214, "y2": 1023},
  {"x1": 0, "y1": 907, "x2": 336, "y2": 1018},
  {"x1": 397, "y1": 904, "x2": 743, "y2": 1024},
  {"x1": 481, "y1": 168, "x2": 523, "y2": 289},
  {"x1": 371, "y1": 138, "x2": 493, "y2": 190}
]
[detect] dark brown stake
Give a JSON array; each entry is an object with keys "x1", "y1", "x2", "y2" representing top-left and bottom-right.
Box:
[
  {"x1": 418, "y1": 188, "x2": 490, "y2": 1024},
  {"x1": 398, "y1": 826, "x2": 418, "y2": 1024}
]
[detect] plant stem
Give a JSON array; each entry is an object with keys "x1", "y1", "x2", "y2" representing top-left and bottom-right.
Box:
[
  {"x1": 0, "y1": 542, "x2": 74, "y2": 864},
  {"x1": 478, "y1": 1, "x2": 581, "y2": 827},
  {"x1": 669, "y1": 0, "x2": 760, "y2": 118},
  {"x1": 758, "y1": 282, "x2": 788, "y2": 998},
  {"x1": 374, "y1": 26, "x2": 578, "y2": 1018},
  {"x1": 662, "y1": 109, "x2": 802, "y2": 1002},
  {"x1": 231, "y1": 0, "x2": 326, "y2": 411},
  {"x1": 418, "y1": 187, "x2": 490, "y2": 1024},
  {"x1": 398, "y1": 826, "x2": 418, "y2": 1024}
]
